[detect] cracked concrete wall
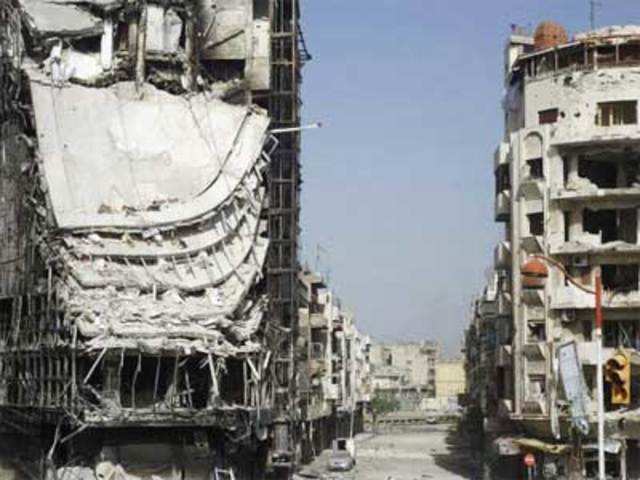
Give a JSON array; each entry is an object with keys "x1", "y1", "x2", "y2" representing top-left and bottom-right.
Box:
[
  {"x1": 0, "y1": 0, "x2": 283, "y2": 473},
  {"x1": 493, "y1": 28, "x2": 640, "y2": 447}
]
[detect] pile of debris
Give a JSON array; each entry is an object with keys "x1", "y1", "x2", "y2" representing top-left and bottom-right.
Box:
[{"x1": 15, "y1": 0, "x2": 275, "y2": 356}]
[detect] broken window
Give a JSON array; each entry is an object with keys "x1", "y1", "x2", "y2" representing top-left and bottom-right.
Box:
[
  {"x1": 310, "y1": 342, "x2": 324, "y2": 359},
  {"x1": 495, "y1": 164, "x2": 510, "y2": 194},
  {"x1": 310, "y1": 328, "x2": 324, "y2": 344},
  {"x1": 619, "y1": 209, "x2": 638, "y2": 243},
  {"x1": 583, "y1": 208, "x2": 637, "y2": 243},
  {"x1": 603, "y1": 320, "x2": 638, "y2": 349},
  {"x1": 557, "y1": 45, "x2": 586, "y2": 70},
  {"x1": 527, "y1": 321, "x2": 546, "y2": 343},
  {"x1": 596, "y1": 45, "x2": 617, "y2": 67},
  {"x1": 596, "y1": 101, "x2": 637, "y2": 126},
  {"x1": 527, "y1": 212, "x2": 544, "y2": 236},
  {"x1": 120, "y1": 356, "x2": 173, "y2": 408},
  {"x1": 218, "y1": 359, "x2": 244, "y2": 406},
  {"x1": 601, "y1": 264, "x2": 639, "y2": 292},
  {"x1": 620, "y1": 43, "x2": 640, "y2": 64},
  {"x1": 538, "y1": 108, "x2": 559, "y2": 125},
  {"x1": 253, "y1": 0, "x2": 269, "y2": 18},
  {"x1": 526, "y1": 157, "x2": 543, "y2": 179},
  {"x1": 310, "y1": 302, "x2": 324, "y2": 314},
  {"x1": 586, "y1": 455, "x2": 621, "y2": 479},
  {"x1": 527, "y1": 375, "x2": 546, "y2": 398},
  {"x1": 564, "y1": 266, "x2": 591, "y2": 288},
  {"x1": 0, "y1": 299, "x2": 11, "y2": 343},
  {"x1": 584, "y1": 209, "x2": 617, "y2": 243},
  {"x1": 578, "y1": 157, "x2": 618, "y2": 188},
  {"x1": 582, "y1": 319, "x2": 593, "y2": 342},
  {"x1": 498, "y1": 320, "x2": 512, "y2": 345}
]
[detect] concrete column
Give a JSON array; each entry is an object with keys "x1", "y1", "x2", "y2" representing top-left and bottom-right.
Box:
[
  {"x1": 567, "y1": 155, "x2": 580, "y2": 187},
  {"x1": 617, "y1": 162, "x2": 628, "y2": 188},
  {"x1": 569, "y1": 209, "x2": 584, "y2": 242},
  {"x1": 100, "y1": 18, "x2": 113, "y2": 70},
  {"x1": 135, "y1": 5, "x2": 148, "y2": 94}
]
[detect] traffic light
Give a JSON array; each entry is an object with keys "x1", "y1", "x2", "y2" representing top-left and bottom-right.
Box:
[{"x1": 605, "y1": 350, "x2": 631, "y2": 405}]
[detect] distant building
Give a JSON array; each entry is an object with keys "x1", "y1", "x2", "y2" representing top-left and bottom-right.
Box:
[
  {"x1": 297, "y1": 268, "x2": 371, "y2": 460},
  {"x1": 370, "y1": 341, "x2": 439, "y2": 410},
  {"x1": 434, "y1": 359, "x2": 465, "y2": 408}
]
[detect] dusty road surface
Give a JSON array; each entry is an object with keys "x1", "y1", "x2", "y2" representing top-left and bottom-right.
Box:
[{"x1": 300, "y1": 425, "x2": 477, "y2": 480}]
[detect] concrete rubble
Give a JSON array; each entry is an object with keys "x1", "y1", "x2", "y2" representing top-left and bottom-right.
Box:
[{"x1": 0, "y1": 0, "x2": 315, "y2": 478}]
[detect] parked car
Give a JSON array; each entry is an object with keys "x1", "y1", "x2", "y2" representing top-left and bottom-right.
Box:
[
  {"x1": 327, "y1": 438, "x2": 356, "y2": 471},
  {"x1": 328, "y1": 450, "x2": 355, "y2": 472}
]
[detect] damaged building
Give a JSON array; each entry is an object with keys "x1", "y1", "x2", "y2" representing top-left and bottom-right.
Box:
[
  {"x1": 369, "y1": 341, "x2": 438, "y2": 411},
  {"x1": 466, "y1": 22, "x2": 640, "y2": 478},
  {"x1": 0, "y1": 0, "x2": 310, "y2": 477},
  {"x1": 296, "y1": 268, "x2": 371, "y2": 462}
]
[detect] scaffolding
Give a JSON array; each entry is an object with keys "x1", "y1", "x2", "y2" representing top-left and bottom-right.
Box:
[
  {"x1": 262, "y1": 0, "x2": 306, "y2": 469},
  {"x1": 0, "y1": 0, "x2": 311, "y2": 477}
]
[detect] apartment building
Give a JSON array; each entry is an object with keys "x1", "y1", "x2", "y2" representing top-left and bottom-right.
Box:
[
  {"x1": 435, "y1": 359, "x2": 465, "y2": 404},
  {"x1": 467, "y1": 22, "x2": 640, "y2": 478},
  {"x1": 370, "y1": 341, "x2": 438, "y2": 410},
  {"x1": 297, "y1": 269, "x2": 370, "y2": 462}
]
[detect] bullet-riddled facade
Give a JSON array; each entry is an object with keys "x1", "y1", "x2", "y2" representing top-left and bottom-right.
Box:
[
  {"x1": 0, "y1": 0, "x2": 309, "y2": 478},
  {"x1": 469, "y1": 23, "x2": 640, "y2": 478}
]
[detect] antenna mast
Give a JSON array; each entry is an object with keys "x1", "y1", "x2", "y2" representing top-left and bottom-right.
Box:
[{"x1": 590, "y1": 0, "x2": 601, "y2": 30}]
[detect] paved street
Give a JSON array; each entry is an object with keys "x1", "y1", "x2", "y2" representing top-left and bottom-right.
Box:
[{"x1": 300, "y1": 425, "x2": 477, "y2": 480}]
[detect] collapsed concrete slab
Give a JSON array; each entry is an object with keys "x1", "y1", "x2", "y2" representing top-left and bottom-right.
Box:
[{"x1": 0, "y1": 0, "x2": 309, "y2": 476}]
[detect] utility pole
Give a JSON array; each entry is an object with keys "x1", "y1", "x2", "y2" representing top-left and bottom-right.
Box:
[
  {"x1": 595, "y1": 274, "x2": 605, "y2": 480},
  {"x1": 526, "y1": 256, "x2": 606, "y2": 479}
]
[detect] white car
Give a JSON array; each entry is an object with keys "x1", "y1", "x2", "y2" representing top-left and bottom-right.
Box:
[
  {"x1": 328, "y1": 451, "x2": 355, "y2": 472},
  {"x1": 328, "y1": 438, "x2": 356, "y2": 471}
]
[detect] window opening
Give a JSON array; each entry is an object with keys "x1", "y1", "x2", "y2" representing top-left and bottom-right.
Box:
[
  {"x1": 495, "y1": 164, "x2": 510, "y2": 194},
  {"x1": 596, "y1": 101, "x2": 637, "y2": 126},
  {"x1": 601, "y1": 264, "x2": 639, "y2": 292},
  {"x1": 583, "y1": 208, "x2": 637, "y2": 244},
  {"x1": 527, "y1": 322, "x2": 546, "y2": 343},
  {"x1": 527, "y1": 158, "x2": 543, "y2": 179},
  {"x1": 578, "y1": 158, "x2": 617, "y2": 188},
  {"x1": 582, "y1": 319, "x2": 593, "y2": 342},
  {"x1": 538, "y1": 108, "x2": 559, "y2": 125},
  {"x1": 603, "y1": 320, "x2": 638, "y2": 349},
  {"x1": 528, "y1": 212, "x2": 544, "y2": 236}
]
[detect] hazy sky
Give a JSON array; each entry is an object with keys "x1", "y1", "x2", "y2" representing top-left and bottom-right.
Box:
[{"x1": 298, "y1": 0, "x2": 640, "y2": 355}]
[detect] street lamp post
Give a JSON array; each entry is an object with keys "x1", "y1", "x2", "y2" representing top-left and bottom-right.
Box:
[{"x1": 524, "y1": 256, "x2": 605, "y2": 480}]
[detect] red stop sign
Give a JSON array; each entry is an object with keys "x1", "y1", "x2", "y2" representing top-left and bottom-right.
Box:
[{"x1": 524, "y1": 453, "x2": 536, "y2": 467}]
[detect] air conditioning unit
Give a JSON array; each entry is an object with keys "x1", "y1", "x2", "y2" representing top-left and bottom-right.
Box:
[{"x1": 571, "y1": 255, "x2": 589, "y2": 268}]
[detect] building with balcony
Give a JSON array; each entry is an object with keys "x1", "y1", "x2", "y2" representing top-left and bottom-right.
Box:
[
  {"x1": 370, "y1": 341, "x2": 439, "y2": 410},
  {"x1": 471, "y1": 21, "x2": 640, "y2": 478},
  {"x1": 297, "y1": 268, "x2": 370, "y2": 462}
]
